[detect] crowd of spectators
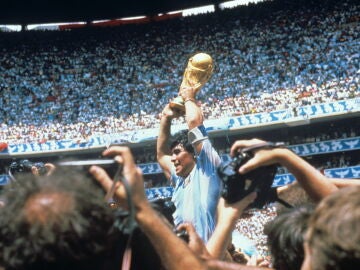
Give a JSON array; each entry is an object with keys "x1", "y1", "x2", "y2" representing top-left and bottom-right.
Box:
[
  {"x1": 286, "y1": 128, "x2": 358, "y2": 146},
  {"x1": 0, "y1": 0, "x2": 359, "y2": 145},
  {"x1": 0, "y1": 2, "x2": 359, "y2": 269},
  {"x1": 132, "y1": 120, "x2": 360, "y2": 165},
  {"x1": 235, "y1": 205, "x2": 278, "y2": 257}
]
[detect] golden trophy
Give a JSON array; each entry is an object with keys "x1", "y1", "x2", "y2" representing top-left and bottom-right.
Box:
[{"x1": 170, "y1": 52, "x2": 213, "y2": 111}]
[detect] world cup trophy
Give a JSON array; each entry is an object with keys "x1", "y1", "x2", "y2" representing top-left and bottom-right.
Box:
[{"x1": 170, "y1": 52, "x2": 213, "y2": 111}]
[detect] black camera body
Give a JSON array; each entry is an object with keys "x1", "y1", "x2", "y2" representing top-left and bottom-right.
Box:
[
  {"x1": 9, "y1": 159, "x2": 47, "y2": 176},
  {"x1": 217, "y1": 143, "x2": 280, "y2": 208},
  {"x1": 174, "y1": 229, "x2": 190, "y2": 243}
]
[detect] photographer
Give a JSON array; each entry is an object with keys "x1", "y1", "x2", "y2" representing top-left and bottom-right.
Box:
[
  {"x1": 225, "y1": 138, "x2": 360, "y2": 269},
  {"x1": 0, "y1": 169, "x2": 128, "y2": 270},
  {"x1": 302, "y1": 185, "x2": 360, "y2": 270},
  {"x1": 9, "y1": 159, "x2": 55, "y2": 178},
  {"x1": 0, "y1": 156, "x2": 164, "y2": 270}
]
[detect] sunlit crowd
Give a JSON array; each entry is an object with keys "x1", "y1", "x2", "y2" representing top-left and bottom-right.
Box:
[{"x1": 0, "y1": 0, "x2": 358, "y2": 145}]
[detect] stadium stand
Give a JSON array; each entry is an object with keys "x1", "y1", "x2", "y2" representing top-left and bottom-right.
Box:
[
  {"x1": 0, "y1": 0, "x2": 359, "y2": 265},
  {"x1": 0, "y1": 0, "x2": 358, "y2": 145}
]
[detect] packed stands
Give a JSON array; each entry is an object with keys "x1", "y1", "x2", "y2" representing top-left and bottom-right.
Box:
[
  {"x1": 0, "y1": 0, "x2": 358, "y2": 145},
  {"x1": 0, "y1": 1, "x2": 359, "y2": 266}
]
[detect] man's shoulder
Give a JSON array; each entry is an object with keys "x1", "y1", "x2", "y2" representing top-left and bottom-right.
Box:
[
  {"x1": 198, "y1": 139, "x2": 220, "y2": 159},
  {"x1": 197, "y1": 138, "x2": 212, "y2": 152}
]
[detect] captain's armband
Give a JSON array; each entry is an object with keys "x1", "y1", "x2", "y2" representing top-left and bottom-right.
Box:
[{"x1": 188, "y1": 125, "x2": 208, "y2": 144}]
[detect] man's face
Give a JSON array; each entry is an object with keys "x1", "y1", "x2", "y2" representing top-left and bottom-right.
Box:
[{"x1": 170, "y1": 144, "x2": 195, "y2": 178}]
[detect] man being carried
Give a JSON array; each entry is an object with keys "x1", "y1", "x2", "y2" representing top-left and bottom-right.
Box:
[{"x1": 156, "y1": 84, "x2": 222, "y2": 243}]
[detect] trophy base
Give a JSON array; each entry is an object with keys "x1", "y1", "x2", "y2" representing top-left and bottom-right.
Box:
[{"x1": 169, "y1": 96, "x2": 185, "y2": 111}]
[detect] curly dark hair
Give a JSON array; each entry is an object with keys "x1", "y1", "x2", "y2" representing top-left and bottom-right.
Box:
[
  {"x1": 307, "y1": 186, "x2": 360, "y2": 270},
  {"x1": 0, "y1": 168, "x2": 125, "y2": 270},
  {"x1": 264, "y1": 204, "x2": 315, "y2": 270},
  {"x1": 170, "y1": 129, "x2": 194, "y2": 154}
]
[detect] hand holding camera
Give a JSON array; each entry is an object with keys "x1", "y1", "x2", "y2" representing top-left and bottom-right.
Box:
[
  {"x1": 218, "y1": 140, "x2": 286, "y2": 208},
  {"x1": 89, "y1": 146, "x2": 148, "y2": 211},
  {"x1": 9, "y1": 159, "x2": 52, "y2": 178}
]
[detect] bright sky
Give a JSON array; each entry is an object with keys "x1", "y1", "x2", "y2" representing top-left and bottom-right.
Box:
[{"x1": 0, "y1": 0, "x2": 265, "y2": 31}]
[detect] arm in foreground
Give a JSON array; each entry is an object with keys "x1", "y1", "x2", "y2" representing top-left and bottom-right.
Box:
[{"x1": 206, "y1": 194, "x2": 256, "y2": 260}]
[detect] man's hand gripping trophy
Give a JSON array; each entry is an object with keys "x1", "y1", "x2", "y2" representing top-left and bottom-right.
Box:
[{"x1": 170, "y1": 52, "x2": 213, "y2": 112}]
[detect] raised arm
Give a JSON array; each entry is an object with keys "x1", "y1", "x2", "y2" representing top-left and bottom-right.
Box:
[
  {"x1": 206, "y1": 194, "x2": 257, "y2": 260},
  {"x1": 230, "y1": 139, "x2": 338, "y2": 202},
  {"x1": 181, "y1": 85, "x2": 205, "y2": 154},
  {"x1": 156, "y1": 104, "x2": 181, "y2": 180}
]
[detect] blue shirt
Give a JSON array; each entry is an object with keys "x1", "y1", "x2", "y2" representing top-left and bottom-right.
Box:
[{"x1": 170, "y1": 139, "x2": 222, "y2": 243}]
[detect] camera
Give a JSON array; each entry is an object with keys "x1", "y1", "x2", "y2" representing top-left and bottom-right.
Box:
[
  {"x1": 9, "y1": 159, "x2": 48, "y2": 176},
  {"x1": 217, "y1": 142, "x2": 282, "y2": 208},
  {"x1": 174, "y1": 229, "x2": 189, "y2": 243}
]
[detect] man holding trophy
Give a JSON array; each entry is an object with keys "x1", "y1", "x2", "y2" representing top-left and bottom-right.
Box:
[{"x1": 156, "y1": 52, "x2": 222, "y2": 243}]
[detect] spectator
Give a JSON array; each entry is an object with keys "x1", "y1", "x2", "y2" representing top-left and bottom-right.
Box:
[
  {"x1": 0, "y1": 169, "x2": 128, "y2": 270},
  {"x1": 264, "y1": 204, "x2": 315, "y2": 270},
  {"x1": 302, "y1": 185, "x2": 360, "y2": 270},
  {"x1": 0, "y1": 166, "x2": 167, "y2": 270},
  {"x1": 0, "y1": 0, "x2": 358, "y2": 144}
]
